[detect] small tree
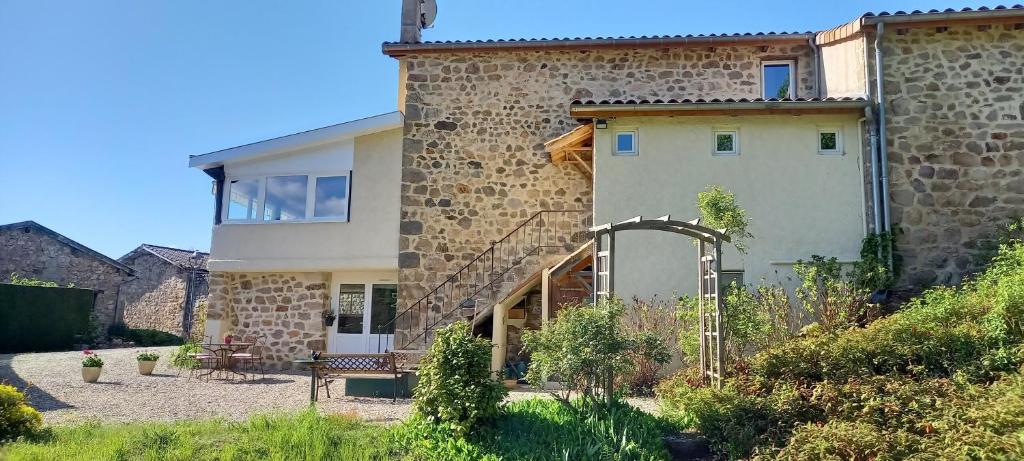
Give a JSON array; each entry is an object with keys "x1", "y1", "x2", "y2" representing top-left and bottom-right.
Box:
[
  {"x1": 412, "y1": 321, "x2": 507, "y2": 436},
  {"x1": 794, "y1": 255, "x2": 872, "y2": 332},
  {"x1": 524, "y1": 298, "x2": 646, "y2": 407},
  {"x1": 696, "y1": 185, "x2": 753, "y2": 253}
]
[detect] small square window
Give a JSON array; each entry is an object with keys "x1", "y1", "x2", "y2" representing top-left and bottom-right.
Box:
[
  {"x1": 713, "y1": 130, "x2": 738, "y2": 155},
  {"x1": 818, "y1": 129, "x2": 842, "y2": 154},
  {"x1": 613, "y1": 130, "x2": 638, "y2": 156}
]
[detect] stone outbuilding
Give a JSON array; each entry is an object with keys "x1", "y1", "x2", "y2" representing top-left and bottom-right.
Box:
[
  {"x1": 0, "y1": 221, "x2": 135, "y2": 332},
  {"x1": 118, "y1": 245, "x2": 209, "y2": 337}
]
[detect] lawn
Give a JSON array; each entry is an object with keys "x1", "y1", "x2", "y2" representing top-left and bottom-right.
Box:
[{"x1": 1, "y1": 399, "x2": 677, "y2": 461}]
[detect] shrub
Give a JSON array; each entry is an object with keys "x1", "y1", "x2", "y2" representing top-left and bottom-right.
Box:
[
  {"x1": 621, "y1": 297, "x2": 675, "y2": 395},
  {"x1": 0, "y1": 384, "x2": 42, "y2": 443},
  {"x1": 7, "y1": 273, "x2": 64, "y2": 288},
  {"x1": 169, "y1": 342, "x2": 202, "y2": 369},
  {"x1": 413, "y1": 321, "x2": 507, "y2": 435},
  {"x1": 764, "y1": 421, "x2": 895, "y2": 461},
  {"x1": 109, "y1": 327, "x2": 183, "y2": 347},
  {"x1": 696, "y1": 185, "x2": 753, "y2": 253},
  {"x1": 850, "y1": 230, "x2": 901, "y2": 293},
  {"x1": 524, "y1": 298, "x2": 645, "y2": 406},
  {"x1": 793, "y1": 256, "x2": 872, "y2": 333}
]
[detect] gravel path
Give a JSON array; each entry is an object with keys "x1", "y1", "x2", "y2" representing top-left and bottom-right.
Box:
[{"x1": 0, "y1": 347, "x2": 657, "y2": 425}]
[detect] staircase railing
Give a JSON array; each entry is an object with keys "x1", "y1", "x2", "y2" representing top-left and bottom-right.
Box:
[{"x1": 377, "y1": 210, "x2": 592, "y2": 352}]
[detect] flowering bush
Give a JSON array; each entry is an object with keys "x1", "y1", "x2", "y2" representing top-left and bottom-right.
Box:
[
  {"x1": 0, "y1": 384, "x2": 42, "y2": 442},
  {"x1": 81, "y1": 350, "x2": 103, "y2": 367}
]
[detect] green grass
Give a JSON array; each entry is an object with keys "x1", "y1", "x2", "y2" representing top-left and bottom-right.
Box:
[
  {"x1": 0, "y1": 409, "x2": 391, "y2": 461},
  {"x1": 1, "y1": 399, "x2": 674, "y2": 461}
]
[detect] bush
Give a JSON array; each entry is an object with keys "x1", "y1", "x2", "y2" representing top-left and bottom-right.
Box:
[
  {"x1": 621, "y1": 297, "x2": 675, "y2": 395},
  {"x1": 108, "y1": 326, "x2": 183, "y2": 347},
  {"x1": 169, "y1": 342, "x2": 202, "y2": 369},
  {"x1": 0, "y1": 384, "x2": 42, "y2": 442},
  {"x1": 392, "y1": 398, "x2": 674, "y2": 461},
  {"x1": 524, "y1": 298, "x2": 655, "y2": 406},
  {"x1": 413, "y1": 321, "x2": 507, "y2": 436},
  {"x1": 793, "y1": 256, "x2": 872, "y2": 333}
]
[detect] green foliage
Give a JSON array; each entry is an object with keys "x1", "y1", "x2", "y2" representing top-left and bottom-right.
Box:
[
  {"x1": 108, "y1": 325, "x2": 183, "y2": 347},
  {"x1": 169, "y1": 342, "x2": 203, "y2": 369},
  {"x1": 7, "y1": 273, "x2": 58, "y2": 287},
  {"x1": 0, "y1": 384, "x2": 42, "y2": 443},
  {"x1": 391, "y1": 398, "x2": 674, "y2": 461},
  {"x1": 413, "y1": 321, "x2": 507, "y2": 436},
  {"x1": 850, "y1": 230, "x2": 901, "y2": 293},
  {"x1": 0, "y1": 409, "x2": 392, "y2": 460},
  {"x1": 696, "y1": 185, "x2": 753, "y2": 253},
  {"x1": 793, "y1": 255, "x2": 872, "y2": 333},
  {"x1": 81, "y1": 350, "x2": 103, "y2": 368},
  {"x1": 136, "y1": 352, "x2": 160, "y2": 362},
  {"x1": 975, "y1": 216, "x2": 1024, "y2": 267},
  {"x1": 524, "y1": 298, "x2": 659, "y2": 406},
  {"x1": 658, "y1": 241, "x2": 1024, "y2": 459}
]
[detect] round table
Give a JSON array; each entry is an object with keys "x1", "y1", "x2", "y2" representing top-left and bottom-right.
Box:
[{"x1": 198, "y1": 343, "x2": 253, "y2": 380}]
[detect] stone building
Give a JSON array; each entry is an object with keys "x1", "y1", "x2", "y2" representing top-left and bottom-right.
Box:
[
  {"x1": 117, "y1": 244, "x2": 208, "y2": 337},
  {"x1": 191, "y1": 4, "x2": 1024, "y2": 368},
  {"x1": 0, "y1": 221, "x2": 135, "y2": 332}
]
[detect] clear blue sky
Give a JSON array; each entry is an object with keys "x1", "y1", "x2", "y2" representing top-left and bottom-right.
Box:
[{"x1": 0, "y1": 0, "x2": 987, "y2": 258}]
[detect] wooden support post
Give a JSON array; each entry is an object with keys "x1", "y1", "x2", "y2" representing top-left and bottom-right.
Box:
[
  {"x1": 607, "y1": 231, "x2": 615, "y2": 296},
  {"x1": 713, "y1": 239, "x2": 724, "y2": 389}
]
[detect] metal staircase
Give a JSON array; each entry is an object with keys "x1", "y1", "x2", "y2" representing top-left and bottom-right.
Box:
[{"x1": 377, "y1": 210, "x2": 592, "y2": 353}]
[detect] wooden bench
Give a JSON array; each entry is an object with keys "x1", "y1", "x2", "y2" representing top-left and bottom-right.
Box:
[{"x1": 309, "y1": 353, "x2": 403, "y2": 402}]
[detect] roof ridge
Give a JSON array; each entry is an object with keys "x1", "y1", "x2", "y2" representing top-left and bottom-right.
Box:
[{"x1": 0, "y1": 221, "x2": 135, "y2": 275}]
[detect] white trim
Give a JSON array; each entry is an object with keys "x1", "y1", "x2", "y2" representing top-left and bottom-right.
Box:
[
  {"x1": 761, "y1": 60, "x2": 796, "y2": 99},
  {"x1": 816, "y1": 126, "x2": 844, "y2": 155},
  {"x1": 612, "y1": 130, "x2": 638, "y2": 156},
  {"x1": 221, "y1": 170, "x2": 351, "y2": 224},
  {"x1": 712, "y1": 129, "x2": 739, "y2": 156},
  {"x1": 189, "y1": 111, "x2": 403, "y2": 169}
]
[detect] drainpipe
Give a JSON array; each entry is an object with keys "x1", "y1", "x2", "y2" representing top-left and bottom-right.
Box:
[
  {"x1": 874, "y1": 22, "x2": 894, "y2": 269},
  {"x1": 865, "y1": 108, "x2": 882, "y2": 234},
  {"x1": 807, "y1": 36, "x2": 822, "y2": 98}
]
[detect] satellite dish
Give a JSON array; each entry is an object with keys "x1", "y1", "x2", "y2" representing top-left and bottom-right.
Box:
[{"x1": 421, "y1": 0, "x2": 437, "y2": 28}]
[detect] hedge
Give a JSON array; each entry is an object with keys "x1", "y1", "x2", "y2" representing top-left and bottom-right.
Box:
[{"x1": 0, "y1": 283, "x2": 94, "y2": 353}]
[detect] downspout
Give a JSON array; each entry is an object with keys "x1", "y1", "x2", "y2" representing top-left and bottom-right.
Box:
[
  {"x1": 874, "y1": 22, "x2": 894, "y2": 269},
  {"x1": 865, "y1": 108, "x2": 882, "y2": 233},
  {"x1": 807, "y1": 36, "x2": 822, "y2": 98}
]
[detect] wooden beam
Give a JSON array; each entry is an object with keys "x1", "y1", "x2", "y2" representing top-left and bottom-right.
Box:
[{"x1": 570, "y1": 151, "x2": 593, "y2": 177}]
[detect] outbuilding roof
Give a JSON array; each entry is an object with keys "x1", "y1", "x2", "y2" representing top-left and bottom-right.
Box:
[
  {"x1": 0, "y1": 221, "x2": 135, "y2": 275},
  {"x1": 120, "y1": 244, "x2": 209, "y2": 271}
]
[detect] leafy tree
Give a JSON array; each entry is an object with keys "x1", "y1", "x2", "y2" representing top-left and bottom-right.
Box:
[{"x1": 696, "y1": 185, "x2": 753, "y2": 253}]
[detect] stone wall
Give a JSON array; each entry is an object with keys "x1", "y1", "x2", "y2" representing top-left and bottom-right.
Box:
[
  {"x1": 398, "y1": 43, "x2": 817, "y2": 332},
  {"x1": 0, "y1": 225, "x2": 131, "y2": 333},
  {"x1": 206, "y1": 272, "x2": 327, "y2": 368},
  {"x1": 881, "y1": 25, "x2": 1024, "y2": 286},
  {"x1": 118, "y1": 253, "x2": 189, "y2": 336}
]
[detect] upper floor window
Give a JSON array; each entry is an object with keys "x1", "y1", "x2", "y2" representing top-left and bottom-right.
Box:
[
  {"x1": 613, "y1": 130, "x2": 638, "y2": 156},
  {"x1": 713, "y1": 129, "x2": 739, "y2": 156},
  {"x1": 224, "y1": 172, "x2": 350, "y2": 223},
  {"x1": 817, "y1": 127, "x2": 843, "y2": 155},
  {"x1": 762, "y1": 61, "x2": 795, "y2": 99}
]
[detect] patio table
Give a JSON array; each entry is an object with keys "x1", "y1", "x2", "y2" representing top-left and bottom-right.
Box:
[{"x1": 198, "y1": 343, "x2": 253, "y2": 380}]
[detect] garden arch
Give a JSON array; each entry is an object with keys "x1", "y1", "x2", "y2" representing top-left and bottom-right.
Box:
[{"x1": 590, "y1": 215, "x2": 731, "y2": 388}]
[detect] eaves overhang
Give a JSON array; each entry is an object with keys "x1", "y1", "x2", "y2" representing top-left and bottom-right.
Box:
[{"x1": 569, "y1": 98, "x2": 869, "y2": 118}]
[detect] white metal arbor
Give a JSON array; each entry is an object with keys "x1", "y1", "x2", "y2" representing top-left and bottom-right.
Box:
[{"x1": 590, "y1": 215, "x2": 731, "y2": 389}]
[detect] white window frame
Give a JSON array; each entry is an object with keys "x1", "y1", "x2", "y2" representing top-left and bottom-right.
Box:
[
  {"x1": 712, "y1": 128, "x2": 740, "y2": 156},
  {"x1": 221, "y1": 171, "x2": 351, "y2": 224},
  {"x1": 612, "y1": 130, "x2": 638, "y2": 156},
  {"x1": 817, "y1": 127, "x2": 843, "y2": 155},
  {"x1": 761, "y1": 60, "x2": 796, "y2": 100}
]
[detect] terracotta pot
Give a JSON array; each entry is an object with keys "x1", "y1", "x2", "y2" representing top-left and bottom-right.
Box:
[
  {"x1": 138, "y1": 360, "x2": 157, "y2": 375},
  {"x1": 82, "y1": 366, "x2": 101, "y2": 383},
  {"x1": 503, "y1": 379, "x2": 518, "y2": 390}
]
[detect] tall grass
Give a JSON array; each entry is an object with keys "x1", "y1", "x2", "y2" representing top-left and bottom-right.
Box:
[{"x1": 0, "y1": 409, "x2": 391, "y2": 461}]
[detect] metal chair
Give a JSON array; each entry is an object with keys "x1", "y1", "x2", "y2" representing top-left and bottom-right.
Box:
[
  {"x1": 183, "y1": 337, "x2": 217, "y2": 381},
  {"x1": 232, "y1": 334, "x2": 267, "y2": 380}
]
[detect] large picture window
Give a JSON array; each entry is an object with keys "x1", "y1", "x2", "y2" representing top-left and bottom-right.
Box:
[{"x1": 222, "y1": 172, "x2": 350, "y2": 223}]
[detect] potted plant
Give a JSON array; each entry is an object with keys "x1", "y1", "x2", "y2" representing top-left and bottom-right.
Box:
[
  {"x1": 137, "y1": 351, "x2": 160, "y2": 375},
  {"x1": 322, "y1": 309, "x2": 337, "y2": 327},
  {"x1": 81, "y1": 350, "x2": 103, "y2": 383},
  {"x1": 503, "y1": 366, "x2": 518, "y2": 390}
]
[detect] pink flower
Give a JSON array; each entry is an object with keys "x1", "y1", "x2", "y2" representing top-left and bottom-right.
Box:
[{"x1": 83, "y1": 349, "x2": 93, "y2": 355}]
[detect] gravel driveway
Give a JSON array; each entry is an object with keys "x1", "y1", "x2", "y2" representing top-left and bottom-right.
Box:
[{"x1": 0, "y1": 347, "x2": 656, "y2": 425}]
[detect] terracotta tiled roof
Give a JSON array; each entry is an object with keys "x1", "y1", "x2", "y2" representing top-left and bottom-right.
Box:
[
  {"x1": 862, "y1": 4, "x2": 1024, "y2": 17},
  {"x1": 570, "y1": 97, "x2": 868, "y2": 105}
]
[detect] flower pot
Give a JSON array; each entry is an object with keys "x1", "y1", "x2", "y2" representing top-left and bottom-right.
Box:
[
  {"x1": 503, "y1": 379, "x2": 518, "y2": 390},
  {"x1": 138, "y1": 360, "x2": 157, "y2": 375},
  {"x1": 82, "y1": 366, "x2": 102, "y2": 383}
]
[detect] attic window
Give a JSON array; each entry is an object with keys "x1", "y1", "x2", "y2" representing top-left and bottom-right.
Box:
[{"x1": 762, "y1": 61, "x2": 795, "y2": 99}]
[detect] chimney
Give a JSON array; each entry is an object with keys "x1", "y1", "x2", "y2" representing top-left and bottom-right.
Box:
[{"x1": 400, "y1": 0, "x2": 423, "y2": 43}]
